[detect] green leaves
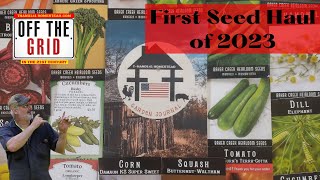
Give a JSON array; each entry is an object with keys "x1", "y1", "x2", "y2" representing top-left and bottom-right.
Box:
[
  {"x1": 273, "y1": 114, "x2": 320, "y2": 175},
  {"x1": 70, "y1": 8, "x2": 106, "y2": 69},
  {"x1": 180, "y1": 0, "x2": 194, "y2": 4},
  {"x1": 157, "y1": 0, "x2": 178, "y2": 4}
]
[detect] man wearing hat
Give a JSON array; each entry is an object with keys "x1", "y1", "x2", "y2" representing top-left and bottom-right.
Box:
[{"x1": 0, "y1": 94, "x2": 70, "y2": 180}]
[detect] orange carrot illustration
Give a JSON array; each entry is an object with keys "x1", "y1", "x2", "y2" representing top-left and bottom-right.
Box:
[
  {"x1": 24, "y1": 0, "x2": 35, "y2": 9},
  {"x1": 39, "y1": 0, "x2": 48, "y2": 9}
]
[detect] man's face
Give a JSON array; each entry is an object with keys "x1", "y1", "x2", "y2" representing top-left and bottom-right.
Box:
[{"x1": 14, "y1": 103, "x2": 32, "y2": 121}]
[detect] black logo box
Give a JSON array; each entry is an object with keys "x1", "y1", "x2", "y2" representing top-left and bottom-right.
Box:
[
  {"x1": 207, "y1": 65, "x2": 270, "y2": 79},
  {"x1": 99, "y1": 157, "x2": 226, "y2": 175},
  {"x1": 271, "y1": 92, "x2": 320, "y2": 116},
  {"x1": 274, "y1": 172, "x2": 320, "y2": 180},
  {"x1": 208, "y1": 139, "x2": 272, "y2": 147},
  {"x1": 208, "y1": 146, "x2": 272, "y2": 163}
]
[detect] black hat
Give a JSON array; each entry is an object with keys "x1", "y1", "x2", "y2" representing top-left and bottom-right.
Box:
[{"x1": 8, "y1": 94, "x2": 30, "y2": 108}]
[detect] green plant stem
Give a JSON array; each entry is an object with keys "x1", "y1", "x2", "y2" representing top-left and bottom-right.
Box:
[
  {"x1": 299, "y1": 64, "x2": 310, "y2": 77},
  {"x1": 75, "y1": 49, "x2": 83, "y2": 69},
  {"x1": 287, "y1": 134, "x2": 295, "y2": 174},
  {"x1": 279, "y1": 129, "x2": 295, "y2": 173},
  {"x1": 272, "y1": 120, "x2": 295, "y2": 124},
  {"x1": 274, "y1": 68, "x2": 296, "y2": 82},
  {"x1": 273, "y1": 124, "x2": 297, "y2": 138},
  {"x1": 75, "y1": 24, "x2": 82, "y2": 55},
  {"x1": 75, "y1": 27, "x2": 95, "y2": 69},
  {"x1": 83, "y1": 34, "x2": 100, "y2": 67},
  {"x1": 273, "y1": 125, "x2": 297, "y2": 153}
]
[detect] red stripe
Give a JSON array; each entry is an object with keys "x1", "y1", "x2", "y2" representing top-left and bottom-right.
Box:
[
  {"x1": 142, "y1": 90, "x2": 168, "y2": 91},
  {"x1": 141, "y1": 90, "x2": 169, "y2": 92},
  {"x1": 141, "y1": 91, "x2": 169, "y2": 94},
  {"x1": 149, "y1": 84, "x2": 169, "y2": 86},
  {"x1": 141, "y1": 96, "x2": 168, "y2": 98},
  {"x1": 141, "y1": 94, "x2": 169, "y2": 95},
  {"x1": 148, "y1": 87, "x2": 169, "y2": 89},
  {"x1": 142, "y1": 88, "x2": 169, "y2": 90},
  {"x1": 142, "y1": 95, "x2": 168, "y2": 96},
  {"x1": 149, "y1": 86, "x2": 169, "y2": 88},
  {"x1": 226, "y1": 164, "x2": 273, "y2": 173},
  {"x1": 146, "y1": 88, "x2": 169, "y2": 90},
  {"x1": 149, "y1": 83, "x2": 169, "y2": 85},
  {"x1": 149, "y1": 86, "x2": 169, "y2": 89},
  {"x1": 149, "y1": 87, "x2": 168, "y2": 89},
  {"x1": 141, "y1": 94, "x2": 168, "y2": 95},
  {"x1": 147, "y1": 90, "x2": 168, "y2": 91},
  {"x1": 141, "y1": 95, "x2": 168, "y2": 96}
]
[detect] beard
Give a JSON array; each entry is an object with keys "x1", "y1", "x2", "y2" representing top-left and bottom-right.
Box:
[{"x1": 22, "y1": 111, "x2": 33, "y2": 121}]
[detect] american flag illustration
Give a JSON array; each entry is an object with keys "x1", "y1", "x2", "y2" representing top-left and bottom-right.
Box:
[{"x1": 140, "y1": 83, "x2": 169, "y2": 98}]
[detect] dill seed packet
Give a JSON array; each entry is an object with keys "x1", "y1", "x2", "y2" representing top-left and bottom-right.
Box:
[
  {"x1": 271, "y1": 75, "x2": 320, "y2": 179},
  {"x1": 268, "y1": 3, "x2": 320, "y2": 178},
  {"x1": 268, "y1": 3, "x2": 320, "y2": 177},
  {"x1": 272, "y1": 91, "x2": 320, "y2": 179}
]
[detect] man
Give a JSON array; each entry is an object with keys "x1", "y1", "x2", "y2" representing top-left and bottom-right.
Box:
[{"x1": 0, "y1": 94, "x2": 70, "y2": 180}]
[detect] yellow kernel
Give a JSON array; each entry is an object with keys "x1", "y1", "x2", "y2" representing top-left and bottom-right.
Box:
[
  {"x1": 287, "y1": 56, "x2": 295, "y2": 63},
  {"x1": 303, "y1": 141, "x2": 314, "y2": 164},
  {"x1": 309, "y1": 75, "x2": 316, "y2": 82},
  {"x1": 270, "y1": 77, "x2": 273, "y2": 83},
  {"x1": 273, "y1": 131, "x2": 289, "y2": 145},
  {"x1": 278, "y1": 57, "x2": 284, "y2": 64},
  {"x1": 310, "y1": 55, "x2": 318, "y2": 63},
  {"x1": 290, "y1": 76, "x2": 297, "y2": 83},
  {"x1": 298, "y1": 54, "x2": 307, "y2": 60}
]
